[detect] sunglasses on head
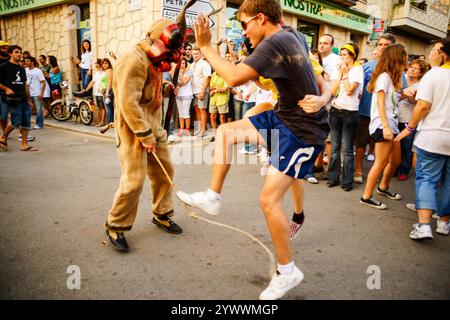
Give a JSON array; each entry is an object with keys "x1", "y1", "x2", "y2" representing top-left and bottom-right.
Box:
[{"x1": 240, "y1": 14, "x2": 259, "y2": 31}]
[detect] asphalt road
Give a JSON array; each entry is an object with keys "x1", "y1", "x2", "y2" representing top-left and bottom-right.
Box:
[{"x1": 0, "y1": 125, "x2": 449, "y2": 300}]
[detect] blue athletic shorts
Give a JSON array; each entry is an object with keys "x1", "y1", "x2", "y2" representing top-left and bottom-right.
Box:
[{"x1": 248, "y1": 110, "x2": 323, "y2": 179}]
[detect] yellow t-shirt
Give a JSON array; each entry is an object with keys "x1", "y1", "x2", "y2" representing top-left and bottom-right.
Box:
[
  {"x1": 257, "y1": 53, "x2": 323, "y2": 102},
  {"x1": 210, "y1": 72, "x2": 230, "y2": 107},
  {"x1": 309, "y1": 52, "x2": 324, "y2": 76}
]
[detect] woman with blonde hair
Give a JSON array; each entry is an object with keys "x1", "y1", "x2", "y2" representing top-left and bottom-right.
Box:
[
  {"x1": 397, "y1": 59, "x2": 429, "y2": 181},
  {"x1": 360, "y1": 44, "x2": 408, "y2": 209}
]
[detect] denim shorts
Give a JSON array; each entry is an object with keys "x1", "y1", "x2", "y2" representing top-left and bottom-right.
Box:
[
  {"x1": 0, "y1": 97, "x2": 8, "y2": 120},
  {"x1": 371, "y1": 128, "x2": 398, "y2": 143},
  {"x1": 249, "y1": 110, "x2": 323, "y2": 179},
  {"x1": 10, "y1": 100, "x2": 32, "y2": 129}
]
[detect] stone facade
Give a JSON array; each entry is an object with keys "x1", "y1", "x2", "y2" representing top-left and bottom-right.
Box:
[
  {"x1": 1, "y1": 4, "x2": 73, "y2": 82},
  {"x1": 91, "y1": 0, "x2": 223, "y2": 60},
  {"x1": 0, "y1": 0, "x2": 448, "y2": 82}
]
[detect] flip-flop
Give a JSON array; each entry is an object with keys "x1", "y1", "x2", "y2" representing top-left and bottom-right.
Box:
[
  {"x1": 21, "y1": 146, "x2": 38, "y2": 152},
  {"x1": 0, "y1": 140, "x2": 7, "y2": 147}
]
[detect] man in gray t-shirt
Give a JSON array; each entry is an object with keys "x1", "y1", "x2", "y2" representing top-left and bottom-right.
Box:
[
  {"x1": 177, "y1": 0, "x2": 329, "y2": 300},
  {"x1": 243, "y1": 26, "x2": 328, "y2": 145}
]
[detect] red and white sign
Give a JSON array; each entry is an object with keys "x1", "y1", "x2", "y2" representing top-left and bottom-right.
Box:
[{"x1": 373, "y1": 19, "x2": 385, "y2": 33}]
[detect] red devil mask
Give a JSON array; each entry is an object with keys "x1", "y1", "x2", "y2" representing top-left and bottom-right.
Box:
[{"x1": 146, "y1": 23, "x2": 185, "y2": 72}]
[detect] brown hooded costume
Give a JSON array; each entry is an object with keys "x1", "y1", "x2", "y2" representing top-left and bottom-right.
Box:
[
  {"x1": 104, "y1": 1, "x2": 223, "y2": 250},
  {"x1": 104, "y1": 14, "x2": 191, "y2": 236}
]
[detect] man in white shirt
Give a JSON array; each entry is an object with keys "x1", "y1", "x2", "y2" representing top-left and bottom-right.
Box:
[
  {"x1": 24, "y1": 56, "x2": 46, "y2": 129},
  {"x1": 316, "y1": 33, "x2": 340, "y2": 179},
  {"x1": 396, "y1": 39, "x2": 450, "y2": 240},
  {"x1": 191, "y1": 47, "x2": 211, "y2": 136},
  {"x1": 319, "y1": 34, "x2": 341, "y2": 87}
]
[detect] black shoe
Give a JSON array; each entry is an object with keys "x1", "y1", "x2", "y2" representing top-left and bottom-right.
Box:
[
  {"x1": 106, "y1": 230, "x2": 129, "y2": 252},
  {"x1": 341, "y1": 185, "x2": 353, "y2": 192},
  {"x1": 152, "y1": 215, "x2": 183, "y2": 234},
  {"x1": 317, "y1": 172, "x2": 328, "y2": 181},
  {"x1": 359, "y1": 197, "x2": 388, "y2": 210},
  {"x1": 327, "y1": 181, "x2": 339, "y2": 188},
  {"x1": 376, "y1": 186, "x2": 402, "y2": 200}
]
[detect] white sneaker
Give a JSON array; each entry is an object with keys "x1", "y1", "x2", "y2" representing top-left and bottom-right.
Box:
[
  {"x1": 406, "y1": 203, "x2": 416, "y2": 212},
  {"x1": 367, "y1": 154, "x2": 375, "y2": 162},
  {"x1": 409, "y1": 223, "x2": 433, "y2": 240},
  {"x1": 257, "y1": 147, "x2": 270, "y2": 162},
  {"x1": 168, "y1": 134, "x2": 175, "y2": 143},
  {"x1": 306, "y1": 176, "x2": 318, "y2": 184},
  {"x1": 259, "y1": 266, "x2": 304, "y2": 300},
  {"x1": 176, "y1": 191, "x2": 221, "y2": 216},
  {"x1": 436, "y1": 219, "x2": 449, "y2": 236},
  {"x1": 239, "y1": 147, "x2": 257, "y2": 155},
  {"x1": 18, "y1": 136, "x2": 36, "y2": 142}
]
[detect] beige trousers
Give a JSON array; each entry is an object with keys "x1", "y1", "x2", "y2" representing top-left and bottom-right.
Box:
[{"x1": 105, "y1": 117, "x2": 174, "y2": 232}]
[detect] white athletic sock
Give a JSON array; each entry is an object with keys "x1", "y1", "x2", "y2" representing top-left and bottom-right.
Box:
[
  {"x1": 206, "y1": 188, "x2": 221, "y2": 202},
  {"x1": 277, "y1": 261, "x2": 295, "y2": 275}
]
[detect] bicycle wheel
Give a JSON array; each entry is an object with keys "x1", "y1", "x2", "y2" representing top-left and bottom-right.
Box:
[
  {"x1": 50, "y1": 102, "x2": 72, "y2": 121},
  {"x1": 79, "y1": 101, "x2": 93, "y2": 126}
]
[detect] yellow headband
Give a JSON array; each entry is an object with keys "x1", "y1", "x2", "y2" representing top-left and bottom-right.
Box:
[
  {"x1": 341, "y1": 44, "x2": 360, "y2": 66},
  {"x1": 342, "y1": 44, "x2": 356, "y2": 57}
]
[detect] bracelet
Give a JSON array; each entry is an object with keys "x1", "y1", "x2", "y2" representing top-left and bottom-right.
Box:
[
  {"x1": 406, "y1": 123, "x2": 416, "y2": 132},
  {"x1": 342, "y1": 77, "x2": 348, "y2": 81}
]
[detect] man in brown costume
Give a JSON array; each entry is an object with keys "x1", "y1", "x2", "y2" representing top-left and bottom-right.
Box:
[{"x1": 104, "y1": 1, "x2": 198, "y2": 252}]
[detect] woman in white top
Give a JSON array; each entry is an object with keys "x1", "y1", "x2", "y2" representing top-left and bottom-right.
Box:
[
  {"x1": 328, "y1": 43, "x2": 364, "y2": 191},
  {"x1": 71, "y1": 40, "x2": 93, "y2": 90},
  {"x1": 396, "y1": 59, "x2": 429, "y2": 181},
  {"x1": 361, "y1": 44, "x2": 408, "y2": 209},
  {"x1": 175, "y1": 59, "x2": 193, "y2": 136}
]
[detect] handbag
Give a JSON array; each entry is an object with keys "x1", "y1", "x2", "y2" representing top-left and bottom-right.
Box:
[{"x1": 4, "y1": 95, "x2": 25, "y2": 106}]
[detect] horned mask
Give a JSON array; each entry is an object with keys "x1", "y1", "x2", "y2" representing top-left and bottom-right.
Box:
[{"x1": 145, "y1": 0, "x2": 223, "y2": 72}]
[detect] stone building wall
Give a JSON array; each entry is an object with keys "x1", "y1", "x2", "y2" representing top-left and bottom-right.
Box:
[
  {"x1": 1, "y1": 4, "x2": 73, "y2": 82},
  {"x1": 1, "y1": 11, "x2": 30, "y2": 51},
  {"x1": 0, "y1": 0, "x2": 443, "y2": 81},
  {"x1": 92, "y1": 0, "x2": 224, "y2": 60},
  {"x1": 33, "y1": 4, "x2": 71, "y2": 75}
]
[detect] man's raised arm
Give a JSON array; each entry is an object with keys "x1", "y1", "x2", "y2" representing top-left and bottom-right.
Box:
[{"x1": 194, "y1": 14, "x2": 258, "y2": 87}]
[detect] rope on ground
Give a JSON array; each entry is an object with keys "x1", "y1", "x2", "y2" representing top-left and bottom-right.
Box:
[{"x1": 151, "y1": 151, "x2": 276, "y2": 277}]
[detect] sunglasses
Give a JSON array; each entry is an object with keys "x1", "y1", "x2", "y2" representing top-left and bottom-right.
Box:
[{"x1": 240, "y1": 14, "x2": 259, "y2": 31}]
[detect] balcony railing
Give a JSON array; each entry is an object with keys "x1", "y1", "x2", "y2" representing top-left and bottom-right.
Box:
[
  {"x1": 389, "y1": 0, "x2": 449, "y2": 39},
  {"x1": 395, "y1": 0, "x2": 427, "y2": 11}
]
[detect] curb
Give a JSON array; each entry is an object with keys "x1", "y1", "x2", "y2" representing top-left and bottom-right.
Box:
[
  {"x1": 44, "y1": 121, "x2": 115, "y2": 141},
  {"x1": 44, "y1": 120, "x2": 215, "y2": 147}
]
